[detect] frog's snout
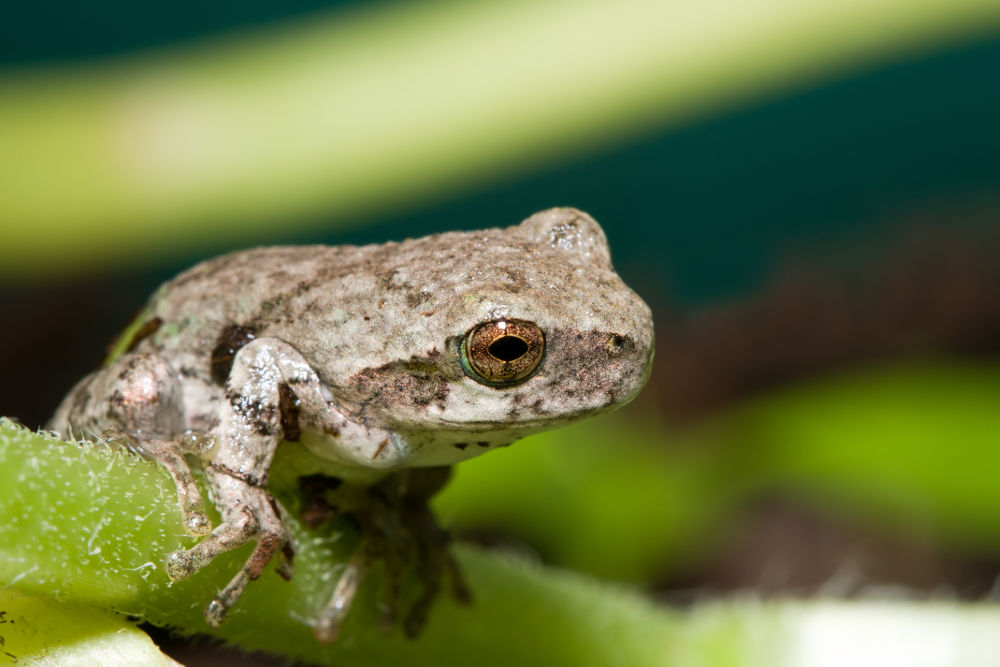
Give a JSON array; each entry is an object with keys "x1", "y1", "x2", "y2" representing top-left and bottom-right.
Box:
[{"x1": 543, "y1": 322, "x2": 653, "y2": 413}]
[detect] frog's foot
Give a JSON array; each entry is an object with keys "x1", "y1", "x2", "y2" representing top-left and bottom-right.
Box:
[
  {"x1": 102, "y1": 428, "x2": 212, "y2": 536},
  {"x1": 309, "y1": 466, "x2": 471, "y2": 643},
  {"x1": 400, "y1": 492, "x2": 471, "y2": 637},
  {"x1": 166, "y1": 469, "x2": 287, "y2": 628},
  {"x1": 130, "y1": 436, "x2": 212, "y2": 537}
]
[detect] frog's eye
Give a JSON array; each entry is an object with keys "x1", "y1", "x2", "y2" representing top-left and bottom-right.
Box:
[{"x1": 461, "y1": 319, "x2": 545, "y2": 387}]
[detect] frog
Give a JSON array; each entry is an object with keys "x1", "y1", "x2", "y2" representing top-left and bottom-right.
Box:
[{"x1": 48, "y1": 207, "x2": 655, "y2": 641}]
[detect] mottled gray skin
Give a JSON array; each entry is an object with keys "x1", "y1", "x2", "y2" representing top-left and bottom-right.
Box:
[{"x1": 49, "y1": 207, "x2": 654, "y2": 638}]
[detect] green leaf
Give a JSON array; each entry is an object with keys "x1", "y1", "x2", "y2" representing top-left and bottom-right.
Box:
[
  {"x1": 0, "y1": 419, "x2": 674, "y2": 666},
  {"x1": 0, "y1": 587, "x2": 179, "y2": 666},
  {"x1": 439, "y1": 361, "x2": 1000, "y2": 581}
]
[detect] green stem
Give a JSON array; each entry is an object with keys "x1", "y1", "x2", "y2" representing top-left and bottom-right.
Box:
[
  {"x1": 0, "y1": 420, "x2": 673, "y2": 666},
  {"x1": 3, "y1": 0, "x2": 1000, "y2": 277}
]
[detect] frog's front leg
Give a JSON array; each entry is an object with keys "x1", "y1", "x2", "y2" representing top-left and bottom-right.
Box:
[
  {"x1": 312, "y1": 466, "x2": 471, "y2": 642},
  {"x1": 165, "y1": 337, "x2": 393, "y2": 628},
  {"x1": 168, "y1": 466, "x2": 288, "y2": 628}
]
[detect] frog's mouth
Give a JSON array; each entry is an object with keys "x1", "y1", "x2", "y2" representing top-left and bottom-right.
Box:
[{"x1": 436, "y1": 404, "x2": 609, "y2": 432}]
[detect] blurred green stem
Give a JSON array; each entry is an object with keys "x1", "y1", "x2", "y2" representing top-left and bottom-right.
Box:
[{"x1": 2, "y1": 0, "x2": 1000, "y2": 277}]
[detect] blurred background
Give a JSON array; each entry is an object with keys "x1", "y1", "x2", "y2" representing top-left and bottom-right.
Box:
[{"x1": 2, "y1": 0, "x2": 1000, "y2": 663}]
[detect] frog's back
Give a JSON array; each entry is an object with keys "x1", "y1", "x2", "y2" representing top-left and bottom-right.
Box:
[
  {"x1": 129, "y1": 232, "x2": 491, "y2": 373},
  {"x1": 138, "y1": 224, "x2": 511, "y2": 358},
  {"x1": 151, "y1": 245, "x2": 375, "y2": 327},
  {"x1": 121, "y1": 244, "x2": 382, "y2": 374}
]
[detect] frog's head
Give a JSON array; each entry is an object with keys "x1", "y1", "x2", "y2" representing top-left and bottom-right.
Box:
[{"x1": 345, "y1": 207, "x2": 654, "y2": 462}]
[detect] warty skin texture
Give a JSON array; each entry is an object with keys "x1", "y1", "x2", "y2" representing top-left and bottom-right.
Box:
[{"x1": 48, "y1": 207, "x2": 654, "y2": 639}]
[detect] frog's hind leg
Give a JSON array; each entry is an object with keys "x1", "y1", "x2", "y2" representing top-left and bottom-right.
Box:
[{"x1": 53, "y1": 353, "x2": 212, "y2": 537}]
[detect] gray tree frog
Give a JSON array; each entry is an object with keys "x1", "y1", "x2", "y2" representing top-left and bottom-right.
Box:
[{"x1": 49, "y1": 207, "x2": 654, "y2": 641}]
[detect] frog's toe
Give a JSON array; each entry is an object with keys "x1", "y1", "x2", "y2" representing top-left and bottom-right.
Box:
[
  {"x1": 313, "y1": 615, "x2": 340, "y2": 644},
  {"x1": 446, "y1": 549, "x2": 472, "y2": 606},
  {"x1": 205, "y1": 598, "x2": 229, "y2": 628},
  {"x1": 204, "y1": 582, "x2": 248, "y2": 629},
  {"x1": 314, "y1": 539, "x2": 375, "y2": 643},
  {"x1": 165, "y1": 549, "x2": 196, "y2": 581},
  {"x1": 184, "y1": 511, "x2": 212, "y2": 536}
]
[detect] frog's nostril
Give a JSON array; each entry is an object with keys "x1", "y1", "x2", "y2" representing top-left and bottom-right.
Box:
[
  {"x1": 605, "y1": 334, "x2": 628, "y2": 356},
  {"x1": 488, "y1": 336, "x2": 528, "y2": 361}
]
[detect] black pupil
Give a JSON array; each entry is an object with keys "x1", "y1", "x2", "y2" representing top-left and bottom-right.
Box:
[{"x1": 488, "y1": 336, "x2": 528, "y2": 361}]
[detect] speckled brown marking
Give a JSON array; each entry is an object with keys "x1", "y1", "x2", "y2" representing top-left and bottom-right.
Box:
[
  {"x1": 226, "y1": 388, "x2": 277, "y2": 437},
  {"x1": 494, "y1": 265, "x2": 528, "y2": 293},
  {"x1": 278, "y1": 382, "x2": 302, "y2": 442},
  {"x1": 240, "y1": 257, "x2": 360, "y2": 330},
  {"x1": 253, "y1": 415, "x2": 277, "y2": 437},
  {"x1": 348, "y1": 352, "x2": 453, "y2": 412},
  {"x1": 406, "y1": 289, "x2": 433, "y2": 308},
  {"x1": 125, "y1": 316, "x2": 163, "y2": 353},
  {"x1": 546, "y1": 326, "x2": 645, "y2": 408},
  {"x1": 210, "y1": 461, "x2": 266, "y2": 488},
  {"x1": 211, "y1": 325, "x2": 257, "y2": 385}
]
